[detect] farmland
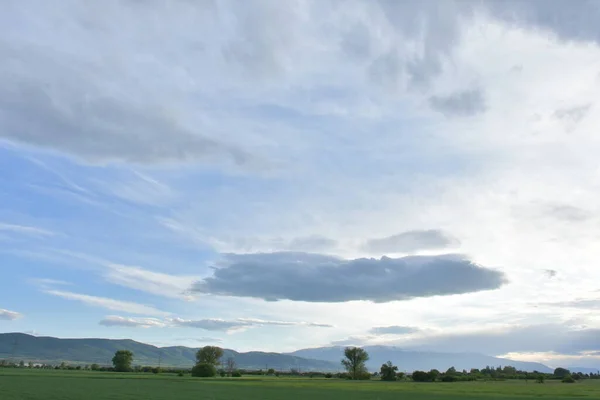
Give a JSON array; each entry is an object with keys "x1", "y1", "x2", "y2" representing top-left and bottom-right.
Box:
[{"x1": 2, "y1": 369, "x2": 600, "y2": 400}]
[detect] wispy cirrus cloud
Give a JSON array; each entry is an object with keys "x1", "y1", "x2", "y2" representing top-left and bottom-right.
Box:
[
  {"x1": 0, "y1": 222, "x2": 54, "y2": 237},
  {"x1": 45, "y1": 290, "x2": 169, "y2": 317},
  {"x1": 100, "y1": 315, "x2": 333, "y2": 333},
  {"x1": 99, "y1": 315, "x2": 167, "y2": 328}
]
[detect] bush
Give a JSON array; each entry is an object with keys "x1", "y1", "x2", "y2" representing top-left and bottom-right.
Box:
[
  {"x1": 231, "y1": 370, "x2": 242, "y2": 378},
  {"x1": 191, "y1": 363, "x2": 217, "y2": 378},
  {"x1": 441, "y1": 375, "x2": 458, "y2": 382},
  {"x1": 324, "y1": 373, "x2": 333, "y2": 378},
  {"x1": 177, "y1": 372, "x2": 184, "y2": 377},
  {"x1": 412, "y1": 371, "x2": 431, "y2": 382},
  {"x1": 562, "y1": 375, "x2": 576, "y2": 383}
]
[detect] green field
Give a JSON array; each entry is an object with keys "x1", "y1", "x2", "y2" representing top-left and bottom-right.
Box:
[{"x1": 2, "y1": 369, "x2": 600, "y2": 400}]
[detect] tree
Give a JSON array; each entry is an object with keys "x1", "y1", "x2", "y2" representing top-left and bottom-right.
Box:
[
  {"x1": 196, "y1": 346, "x2": 224, "y2": 366},
  {"x1": 192, "y1": 363, "x2": 217, "y2": 377},
  {"x1": 341, "y1": 347, "x2": 369, "y2": 380},
  {"x1": 225, "y1": 357, "x2": 237, "y2": 376},
  {"x1": 412, "y1": 371, "x2": 431, "y2": 382},
  {"x1": 267, "y1": 368, "x2": 275, "y2": 375},
  {"x1": 562, "y1": 375, "x2": 576, "y2": 383},
  {"x1": 554, "y1": 367, "x2": 571, "y2": 378},
  {"x1": 90, "y1": 363, "x2": 100, "y2": 371},
  {"x1": 380, "y1": 361, "x2": 398, "y2": 381},
  {"x1": 112, "y1": 350, "x2": 134, "y2": 372}
]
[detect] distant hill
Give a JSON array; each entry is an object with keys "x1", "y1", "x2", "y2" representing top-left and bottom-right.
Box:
[
  {"x1": 0, "y1": 333, "x2": 338, "y2": 371},
  {"x1": 288, "y1": 345, "x2": 555, "y2": 373},
  {"x1": 4, "y1": 333, "x2": 586, "y2": 373}
]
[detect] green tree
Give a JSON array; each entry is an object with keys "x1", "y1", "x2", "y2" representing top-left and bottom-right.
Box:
[
  {"x1": 225, "y1": 357, "x2": 237, "y2": 376},
  {"x1": 341, "y1": 347, "x2": 370, "y2": 380},
  {"x1": 380, "y1": 361, "x2": 398, "y2": 381},
  {"x1": 191, "y1": 363, "x2": 217, "y2": 377},
  {"x1": 554, "y1": 367, "x2": 571, "y2": 378},
  {"x1": 196, "y1": 346, "x2": 224, "y2": 366},
  {"x1": 562, "y1": 375, "x2": 576, "y2": 383},
  {"x1": 90, "y1": 363, "x2": 100, "y2": 371},
  {"x1": 267, "y1": 368, "x2": 275, "y2": 375},
  {"x1": 112, "y1": 350, "x2": 134, "y2": 372}
]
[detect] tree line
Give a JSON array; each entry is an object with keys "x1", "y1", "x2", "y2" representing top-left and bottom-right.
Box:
[
  {"x1": 338, "y1": 347, "x2": 599, "y2": 383},
  {"x1": 3, "y1": 346, "x2": 599, "y2": 383}
]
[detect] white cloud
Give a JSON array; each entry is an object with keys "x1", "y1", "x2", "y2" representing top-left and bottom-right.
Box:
[
  {"x1": 3, "y1": 0, "x2": 600, "y2": 354},
  {"x1": 45, "y1": 290, "x2": 169, "y2": 317},
  {"x1": 99, "y1": 315, "x2": 167, "y2": 328},
  {"x1": 103, "y1": 264, "x2": 198, "y2": 301},
  {"x1": 0, "y1": 308, "x2": 22, "y2": 320},
  {"x1": 169, "y1": 317, "x2": 333, "y2": 333},
  {"x1": 0, "y1": 223, "x2": 54, "y2": 237}
]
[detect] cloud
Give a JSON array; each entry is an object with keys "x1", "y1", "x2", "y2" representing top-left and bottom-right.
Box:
[
  {"x1": 99, "y1": 315, "x2": 167, "y2": 328},
  {"x1": 362, "y1": 229, "x2": 459, "y2": 254},
  {"x1": 0, "y1": 308, "x2": 22, "y2": 320},
  {"x1": 0, "y1": 223, "x2": 54, "y2": 237},
  {"x1": 546, "y1": 205, "x2": 591, "y2": 223},
  {"x1": 369, "y1": 326, "x2": 420, "y2": 335},
  {"x1": 192, "y1": 252, "x2": 506, "y2": 303},
  {"x1": 287, "y1": 236, "x2": 338, "y2": 252},
  {"x1": 429, "y1": 89, "x2": 487, "y2": 117},
  {"x1": 0, "y1": 1, "x2": 255, "y2": 167},
  {"x1": 169, "y1": 317, "x2": 333, "y2": 332},
  {"x1": 386, "y1": 324, "x2": 600, "y2": 356},
  {"x1": 103, "y1": 264, "x2": 198, "y2": 300},
  {"x1": 544, "y1": 269, "x2": 557, "y2": 278},
  {"x1": 45, "y1": 290, "x2": 169, "y2": 317}
]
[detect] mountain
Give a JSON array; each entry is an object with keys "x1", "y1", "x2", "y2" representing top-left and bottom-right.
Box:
[
  {"x1": 569, "y1": 367, "x2": 600, "y2": 374},
  {"x1": 288, "y1": 345, "x2": 554, "y2": 373},
  {"x1": 0, "y1": 333, "x2": 338, "y2": 371}
]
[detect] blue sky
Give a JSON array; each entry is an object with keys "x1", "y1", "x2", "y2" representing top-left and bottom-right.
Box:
[{"x1": 1, "y1": 0, "x2": 600, "y2": 368}]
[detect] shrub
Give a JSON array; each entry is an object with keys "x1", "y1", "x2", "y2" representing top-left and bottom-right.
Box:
[
  {"x1": 441, "y1": 375, "x2": 458, "y2": 382},
  {"x1": 412, "y1": 371, "x2": 431, "y2": 382},
  {"x1": 324, "y1": 373, "x2": 333, "y2": 378},
  {"x1": 562, "y1": 375, "x2": 576, "y2": 383},
  {"x1": 177, "y1": 372, "x2": 184, "y2": 377},
  {"x1": 232, "y1": 370, "x2": 242, "y2": 378},
  {"x1": 191, "y1": 363, "x2": 217, "y2": 378}
]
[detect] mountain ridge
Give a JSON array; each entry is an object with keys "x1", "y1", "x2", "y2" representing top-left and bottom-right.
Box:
[{"x1": 2, "y1": 332, "x2": 593, "y2": 373}]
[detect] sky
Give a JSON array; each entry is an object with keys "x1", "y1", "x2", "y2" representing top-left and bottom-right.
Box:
[{"x1": 1, "y1": 0, "x2": 600, "y2": 369}]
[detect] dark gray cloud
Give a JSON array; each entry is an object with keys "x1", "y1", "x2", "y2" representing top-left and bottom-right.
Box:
[
  {"x1": 485, "y1": 0, "x2": 600, "y2": 45},
  {"x1": 363, "y1": 229, "x2": 459, "y2": 254},
  {"x1": 0, "y1": 65, "x2": 251, "y2": 166},
  {"x1": 370, "y1": 326, "x2": 420, "y2": 335},
  {"x1": 429, "y1": 89, "x2": 487, "y2": 117},
  {"x1": 192, "y1": 252, "x2": 506, "y2": 303},
  {"x1": 395, "y1": 324, "x2": 600, "y2": 356}
]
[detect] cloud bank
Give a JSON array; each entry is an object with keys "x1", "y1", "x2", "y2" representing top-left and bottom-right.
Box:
[{"x1": 192, "y1": 252, "x2": 506, "y2": 302}]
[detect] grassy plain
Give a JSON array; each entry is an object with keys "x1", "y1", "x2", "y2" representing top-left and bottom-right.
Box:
[{"x1": 2, "y1": 369, "x2": 600, "y2": 400}]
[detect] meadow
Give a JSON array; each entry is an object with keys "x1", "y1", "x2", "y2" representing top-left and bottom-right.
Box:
[{"x1": 2, "y1": 369, "x2": 600, "y2": 400}]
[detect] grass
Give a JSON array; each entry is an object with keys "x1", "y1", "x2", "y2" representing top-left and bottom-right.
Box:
[{"x1": 2, "y1": 369, "x2": 600, "y2": 400}]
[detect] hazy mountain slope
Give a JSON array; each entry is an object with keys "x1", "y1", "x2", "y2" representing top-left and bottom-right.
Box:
[
  {"x1": 289, "y1": 345, "x2": 554, "y2": 373},
  {"x1": 0, "y1": 333, "x2": 338, "y2": 370}
]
